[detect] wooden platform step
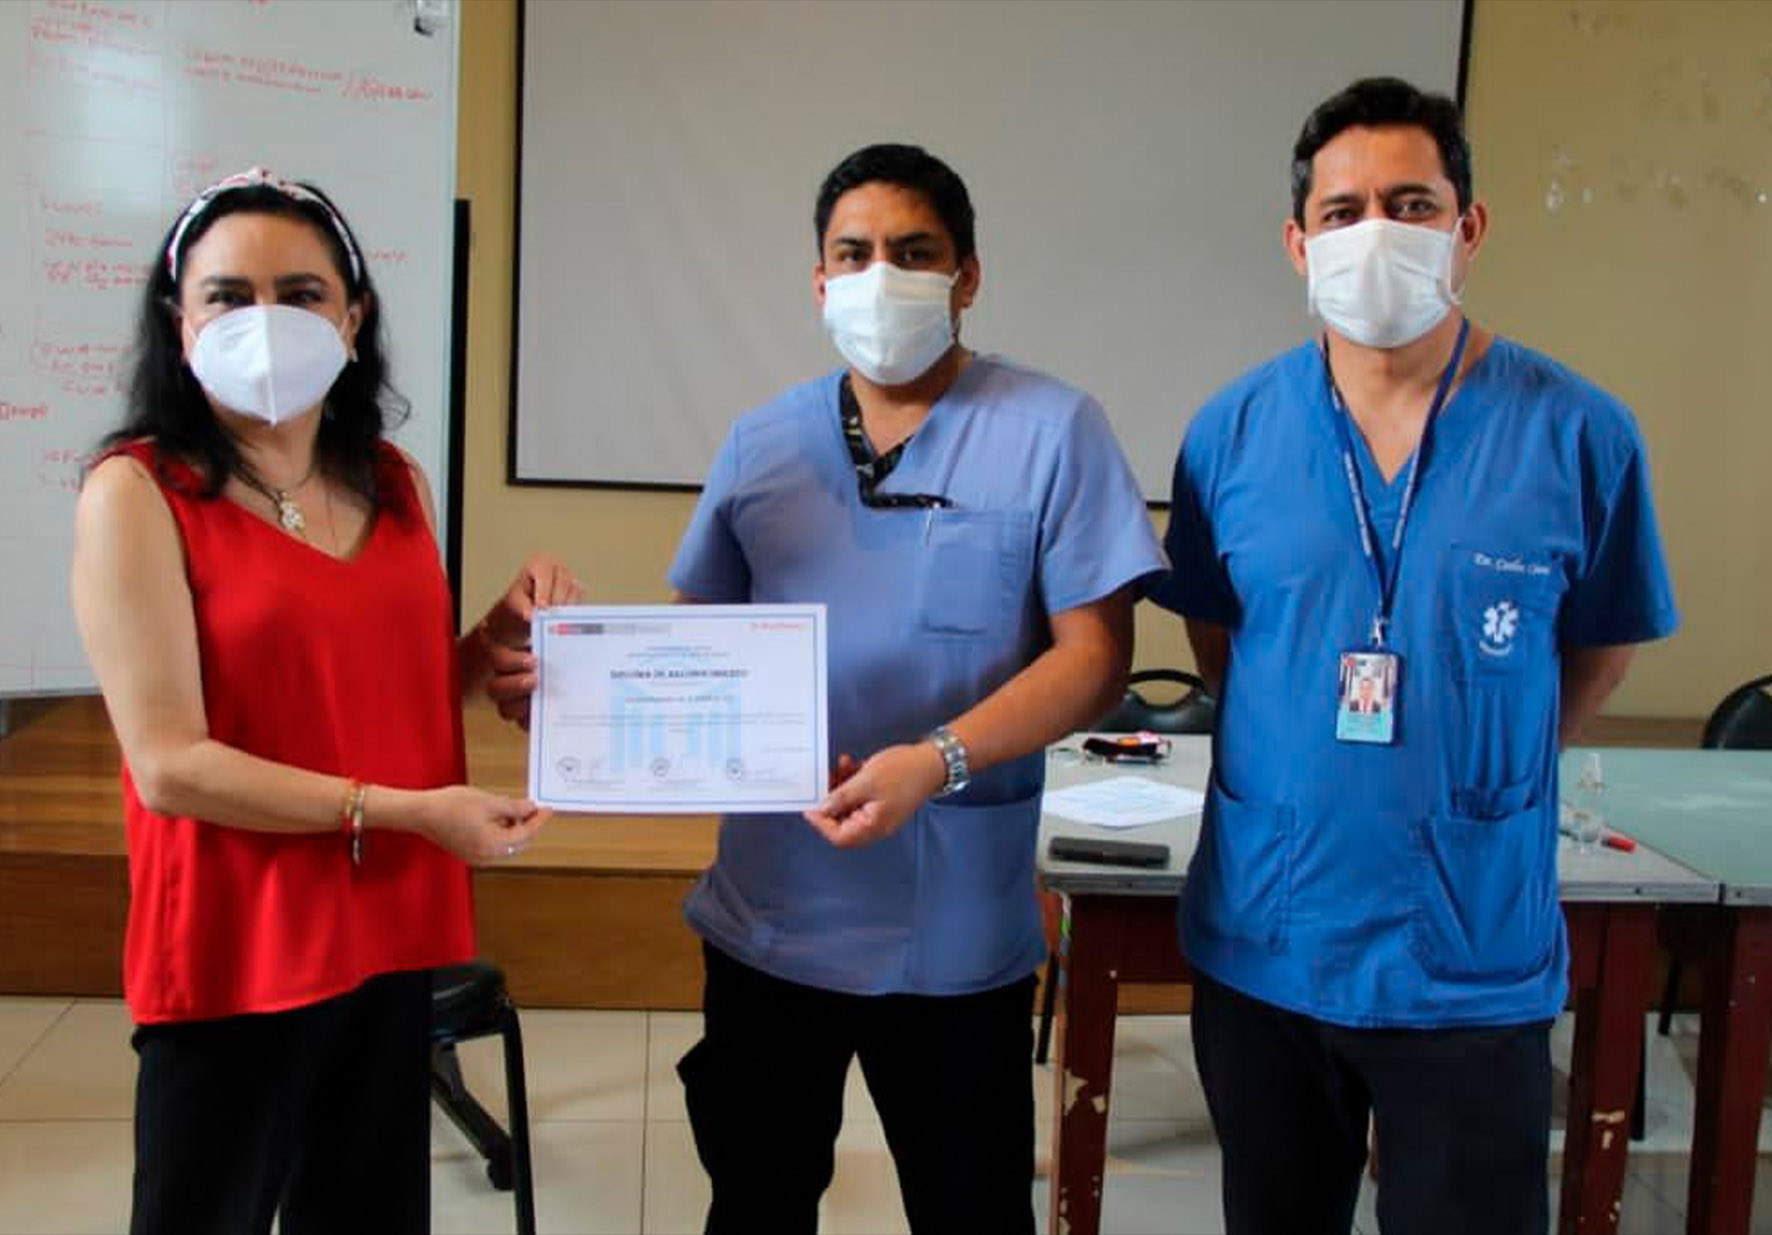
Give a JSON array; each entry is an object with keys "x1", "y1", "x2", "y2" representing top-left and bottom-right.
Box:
[
  {"x1": 0, "y1": 697, "x2": 1698, "y2": 1011},
  {"x1": 0, "y1": 696, "x2": 719, "y2": 1008}
]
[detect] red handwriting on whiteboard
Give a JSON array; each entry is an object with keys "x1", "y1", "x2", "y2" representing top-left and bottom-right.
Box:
[
  {"x1": 44, "y1": 229, "x2": 133, "y2": 251},
  {"x1": 42, "y1": 259, "x2": 148, "y2": 291},
  {"x1": 32, "y1": 0, "x2": 159, "y2": 49},
  {"x1": 42, "y1": 1, "x2": 157, "y2": 31},
  {"x1": 181, "y1": 47, "x2": 232, "y2": 84},
  {"x1": 29, "y1": 0, "x2": 161, "y2": 95},
  {"x1": 365, "y1": 248, "x2": 410, "y2": 267},
  {"x1": 0, "y1": 402, "x2": 52, "y2": 423},
  {"x1": 182, "y1": 47, "x2": 345, "y2": 95},
  {"x1": 31, "y1": 338, "x2": 125, "y2": 397},
  {"x1": 36, "y1": 447, "x2": 93, "y2": 496},
  {"x1": 29, "y1": 44, "x2": 160, "y2": 93},
  {"x1": 40, "y1": 197, "x2": 104, "y2": 218},
  {"x1": 342, "y1": 74, "x2": 434, "y2": 105}
]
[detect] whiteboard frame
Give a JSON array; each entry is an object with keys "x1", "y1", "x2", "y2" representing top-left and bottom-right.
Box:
[
  {"x1": 506, "y1": 0, "x2": 1473, "y2": 504},
  {"x1": 0, "y1": 2, "x2": 465, "y2": 699}
]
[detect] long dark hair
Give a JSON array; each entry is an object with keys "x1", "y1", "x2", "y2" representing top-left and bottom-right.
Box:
[{"x1": 105, "y1": 180, "x2": 409, "y2": 506}]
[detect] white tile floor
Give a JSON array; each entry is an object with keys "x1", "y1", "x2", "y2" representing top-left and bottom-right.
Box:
[{"x1": 2, "y1": 997, "x2": 1771, "y2": 1234}]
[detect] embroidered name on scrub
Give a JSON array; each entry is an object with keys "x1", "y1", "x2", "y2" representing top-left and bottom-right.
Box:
[
  {"x1": 1466, "y1": 550, "x2": 1552, "y2": 660},
  {"x1": 1328, "y1": 318, "x2": 1470, "y2": 746}
]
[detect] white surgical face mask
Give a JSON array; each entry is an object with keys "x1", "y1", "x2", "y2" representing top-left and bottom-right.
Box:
[
  {"x1": 821, "y1": 262, "x2": 957, "y2": 386},
  {"x1": 187, "y1": 304, "x2": 349, "y2": 425},
  {"x1": 1305, "y1": 218, "x2": 1461, "y2": 349}
]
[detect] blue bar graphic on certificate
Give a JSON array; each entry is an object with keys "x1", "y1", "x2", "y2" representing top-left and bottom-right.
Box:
[{"x1": 528, "y1": 605, "x2": 829, "y2": 813}]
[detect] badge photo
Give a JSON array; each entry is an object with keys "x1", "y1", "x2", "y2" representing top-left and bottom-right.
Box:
[{"x1": 1337, "y1": 650, "x2": 1399, "y2": 745}]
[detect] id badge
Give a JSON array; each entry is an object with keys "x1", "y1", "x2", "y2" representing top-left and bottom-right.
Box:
[{"x1": 1336, "y1": 650, "x2": 1399, "y2": 745}]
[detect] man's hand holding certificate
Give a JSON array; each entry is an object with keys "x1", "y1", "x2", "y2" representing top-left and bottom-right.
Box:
[{"x1": 528, "y1": 605, "x2": 829, "y2": 813}]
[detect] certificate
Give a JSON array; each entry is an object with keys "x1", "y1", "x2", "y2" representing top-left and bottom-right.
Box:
[{"x1": 527, "y1": 604, "x2": 829, "y2": 813}]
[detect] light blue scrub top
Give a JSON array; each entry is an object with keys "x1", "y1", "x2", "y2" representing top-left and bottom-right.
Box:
[
  {"x1": 670, "y1": 355, "x2": 1167, "y2": 996},
  {"x1": 1152, "y1": 337, "x2": 1678, "y2": 1028}
]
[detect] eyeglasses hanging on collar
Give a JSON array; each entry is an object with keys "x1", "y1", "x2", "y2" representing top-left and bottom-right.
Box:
[{"x1": 839, "y1": 376, "x2": 953, "y2": 510}]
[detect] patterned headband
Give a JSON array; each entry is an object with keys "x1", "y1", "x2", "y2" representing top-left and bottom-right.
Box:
[{"x1": 165, "y1": 166, "x2": 363, "y2": 285}]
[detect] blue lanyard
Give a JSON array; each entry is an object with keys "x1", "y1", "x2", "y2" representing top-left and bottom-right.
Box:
[{"x1": 1324, "y1": 317, "x2": 1470, "y2": 649}]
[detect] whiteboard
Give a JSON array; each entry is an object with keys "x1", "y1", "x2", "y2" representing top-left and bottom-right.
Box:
[
  {"x1": 512, "y1": 0, "x2": 1466, "y2": 496},
  {"x1": 0, "y1": 0, "x2": 459, "y2": 696}
]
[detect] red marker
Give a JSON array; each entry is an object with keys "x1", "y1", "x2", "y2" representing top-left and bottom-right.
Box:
[{"x1": 1559, "y1": 824, "x2": 1637, "y2": 853}]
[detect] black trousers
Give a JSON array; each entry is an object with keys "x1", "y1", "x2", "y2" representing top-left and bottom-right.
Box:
[
  {"x1": 1191, "y1": 973, "x2": 1552, "y2": 1235},
  {"x1": 679, "y1": 943, "x2": 1038, "y2": 1235},
  {"x1": 130, "y1": 968, "x2": 432, "y2": 1235}
]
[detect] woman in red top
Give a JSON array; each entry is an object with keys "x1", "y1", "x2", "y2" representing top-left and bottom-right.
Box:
[{"x1": 70, "y1": 169, "x2": 569, "y2": 1235}]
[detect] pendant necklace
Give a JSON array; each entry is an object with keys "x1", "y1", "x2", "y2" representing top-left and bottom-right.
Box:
[{"x1": 238, "y1": 458, "x2": 318, "y2": 539}]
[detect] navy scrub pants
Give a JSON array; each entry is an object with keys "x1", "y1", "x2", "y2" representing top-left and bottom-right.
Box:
[{"x1": 1191, "y1": 971, "x2": 1553, "y2": 1235}]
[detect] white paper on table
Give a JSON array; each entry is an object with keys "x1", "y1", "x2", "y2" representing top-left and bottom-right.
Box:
[
  {"x1": 1042, "y1": 775, "x2": 1207, "y2": 829},
  {"x1": 527, "y1": 604, "x2": 828, "y2": 813}
]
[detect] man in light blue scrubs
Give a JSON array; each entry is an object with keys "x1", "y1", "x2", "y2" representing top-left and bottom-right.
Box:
[
  {"x1": 669, "y1": 144, "x2": 1165, "y2": 1233},
  {"x1": 1151, "y1": 79, "x2": 1678, "y2": 1235}
]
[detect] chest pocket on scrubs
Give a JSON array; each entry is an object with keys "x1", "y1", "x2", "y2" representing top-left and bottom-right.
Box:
[
  {"x1": 915, "y1": 510, "x2": 1035, "y2": 639},
  {"x1": 1436, "y1": 541, "x2": 1566, "y2": 790},
  {"x1": 1437, "y1": 543, "x2": 1564, "y2": 684}
]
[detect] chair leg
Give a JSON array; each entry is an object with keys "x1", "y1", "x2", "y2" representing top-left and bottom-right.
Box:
[
  {"x1": 1634, "y1": 955, "x2": 1682, "y2": 1142},
  {"x1": 500, "y1": 1008, "x2": 538, "y2": 1235},
  {"x1": 1034, "y1": 951, "x2": 1060, "y2": 1065},
  {"x1": 1631, "y1": 1032, "x2": 1647, "y2": 1141},
  {"x1": 430, "y1": 1042, "x2": 515, "y2": 1182},
  {"x1": 1658, "y1": 960, "x2": 1682, "y2": 1037}
]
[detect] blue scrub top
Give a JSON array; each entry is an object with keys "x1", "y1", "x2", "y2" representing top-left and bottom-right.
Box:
[
  {"x1": 1152, "y1": 335, "x2": 1678, "y2": 1028},
  {"x1": 670, "y1": 355, "x2": 1166, "y2": 996}
]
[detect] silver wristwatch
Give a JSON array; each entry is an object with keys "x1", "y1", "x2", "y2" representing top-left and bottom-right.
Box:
[{"x1": 929, "y1": 725, "x2": 971, "y2": 796}]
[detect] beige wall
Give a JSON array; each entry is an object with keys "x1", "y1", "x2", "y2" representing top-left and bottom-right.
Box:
[
  {"x1": 458, "y1": 0, "x2": 1769, "y2": 720},
  {"x1": 1461, "y1": 0, "x2": 1772, "y2": 718}
]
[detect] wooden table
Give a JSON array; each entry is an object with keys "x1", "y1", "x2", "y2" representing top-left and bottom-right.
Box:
[
  {"x1": 1561, "y1": 749, "x2": 1772, "y2": 1235},
  {"x1": 1039, "y1": 738, "x2": 1720, "y2": 1235}
]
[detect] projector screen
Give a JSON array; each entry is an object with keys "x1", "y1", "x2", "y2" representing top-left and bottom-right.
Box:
[{"x1": 512, "y1": 0, "x2": 1467, "y2": 499}]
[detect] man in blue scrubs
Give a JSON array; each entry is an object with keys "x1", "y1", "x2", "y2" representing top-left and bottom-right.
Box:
[
  {"x1": 1151, "y1": 79, "x2": 1678, "y2": 1234},
  {"x1": 669, "y1": 144, "x2": 1165, "y2": 1233}
]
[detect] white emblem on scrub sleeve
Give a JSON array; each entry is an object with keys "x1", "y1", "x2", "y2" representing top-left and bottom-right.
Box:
[{"x1": 1480, "y1": 600, "x2": 1520, "y2": 657}]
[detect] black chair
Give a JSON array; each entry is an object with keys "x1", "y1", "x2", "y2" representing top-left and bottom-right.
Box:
[
  {"x1": 1035, "y1": 670, "x2": 1218, "y2": 1065},
  {"x1": 1091, "y1": 669, "x2": 1218, "y2": 738},
  {"x1": 431, "y1": 961, "x2": 536, "y2": 1235},
  {"x1": 1698, "y1": 674, "x2": 1772, "y2": 751}
]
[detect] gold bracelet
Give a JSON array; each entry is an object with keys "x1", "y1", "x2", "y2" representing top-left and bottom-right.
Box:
[{"x1": 341, "y1": 779, "x2": 367, "y2": 867}]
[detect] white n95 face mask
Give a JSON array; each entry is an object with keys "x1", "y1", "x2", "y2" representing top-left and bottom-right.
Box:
[
  {"x1": 822, "y1": 262, "x2": 957, "y2": 386},
  {"x1": 1305, "y1": 218, "x2": 1460, "y2": 349},
  {"x1": 187, "y1": 304, "x2": 349, "y2": 425}
]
